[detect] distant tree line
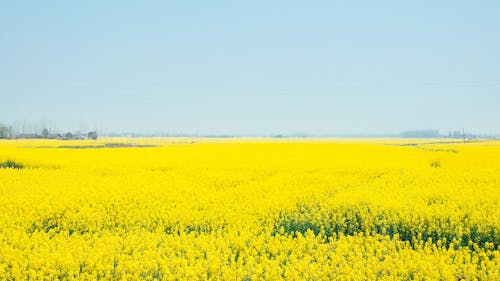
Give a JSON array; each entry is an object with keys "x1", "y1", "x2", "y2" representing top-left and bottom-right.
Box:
[
  {"x1": 399, "y1": 129, "x2": 495, "y2": 140},
  {"x1": 400, "y1": 130, "x2": 441, "y2": 138},
  {"x1": 0, "y1": 123, "x2": 98, "y2": 140}
]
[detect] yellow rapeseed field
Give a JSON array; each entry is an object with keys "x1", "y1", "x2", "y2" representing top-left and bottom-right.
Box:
[{"x1": 0, "y1": 138, "x2": 499, "y2": 280}]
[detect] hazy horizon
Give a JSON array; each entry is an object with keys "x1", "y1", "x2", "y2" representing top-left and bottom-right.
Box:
[{"x1": 2, "y1": 1, "x2": 499, "y2": 135}]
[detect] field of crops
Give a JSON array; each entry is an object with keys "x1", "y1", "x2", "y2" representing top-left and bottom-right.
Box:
[{"x1": 0, "y1": 138, "x2": 499, "y2": 280}]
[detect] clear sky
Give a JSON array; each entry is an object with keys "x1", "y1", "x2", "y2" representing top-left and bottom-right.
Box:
[{"x1": 1, "y1": 1, "x2": 499, "y2": 135}]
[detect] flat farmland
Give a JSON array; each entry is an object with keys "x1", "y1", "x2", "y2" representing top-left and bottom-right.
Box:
[{"x1": 0, "y1": 139, "x2": 498, "y2": 280}]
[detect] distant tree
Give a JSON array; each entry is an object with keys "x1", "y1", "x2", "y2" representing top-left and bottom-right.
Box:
[
  {"x1": 0, "y1": 125, "x2": 9, "y2": 139},
  {"x1": 42, "y1": 128, "x2": 49, "y2": 138},
  {"x1": 88, "y1": 131, "x2": 98, "y2": 140},
  {"x1": 64, "y1": 132, "x2": 73, "y2": 139},
  {"x1": 0, "y1": 125, "x2": 8, "y2": 139}
]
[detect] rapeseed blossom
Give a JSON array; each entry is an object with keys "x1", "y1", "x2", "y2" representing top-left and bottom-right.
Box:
[{"x1": 0, "y1": 138, "x2": 498, "y2": 280}]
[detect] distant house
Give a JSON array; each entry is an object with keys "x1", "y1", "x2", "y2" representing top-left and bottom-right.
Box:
[
  {"x1": 47, "y1": 133, "x2": 62, "y2": 139},
  {"x1": 16, "y1": 134, "x2": 39, "y2": 139}
]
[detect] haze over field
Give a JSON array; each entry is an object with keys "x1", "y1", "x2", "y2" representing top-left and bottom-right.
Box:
[{"x1": 1, "y1": 1, "x2": 499, "y2": 135}]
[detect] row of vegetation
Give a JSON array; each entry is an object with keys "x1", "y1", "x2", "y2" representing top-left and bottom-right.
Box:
[
  {"x1": 0, "y1": 160, "x2": 23, "y2": 169},
  {"x1": 0, "y1": 124, "x2": 98, "y2": 140}
]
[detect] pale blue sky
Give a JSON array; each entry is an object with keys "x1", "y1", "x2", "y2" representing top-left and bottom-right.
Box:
[{"x1": 1, "y1": 1, "x2": 499, "y2": 135}]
